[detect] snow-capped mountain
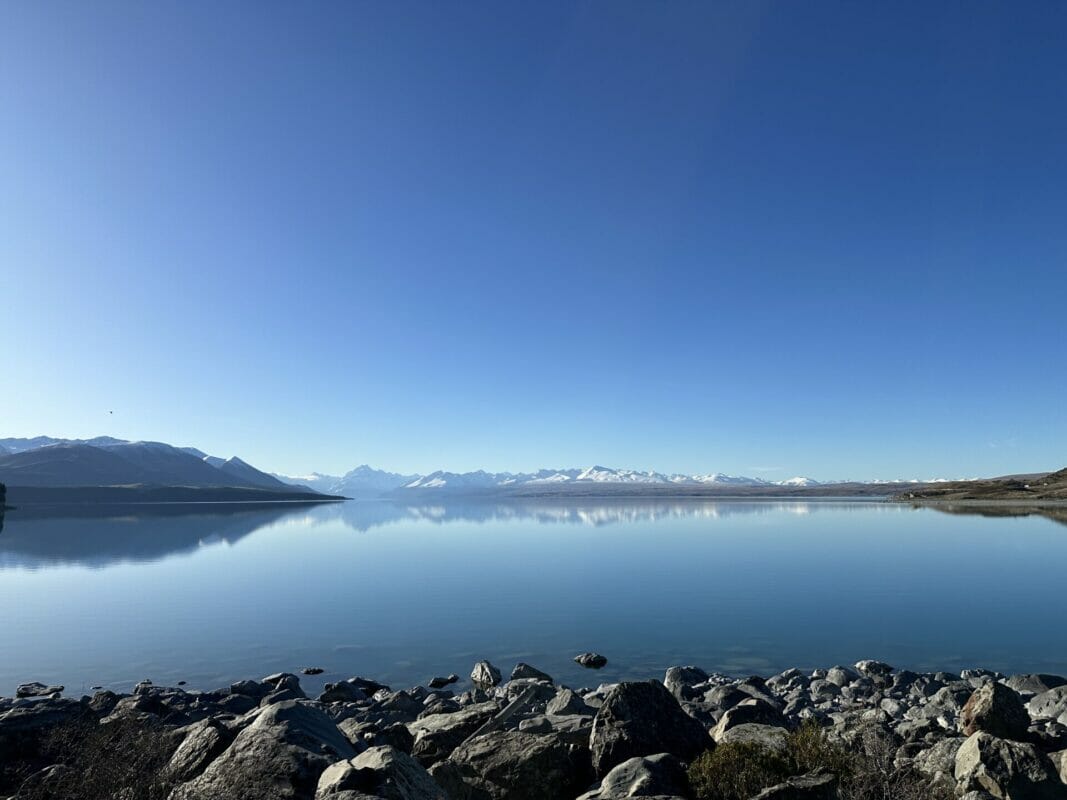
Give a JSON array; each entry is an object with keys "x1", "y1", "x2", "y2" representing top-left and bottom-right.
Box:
[{"x1": 271, "y1": 463, "x2": 827, "y2": 497}]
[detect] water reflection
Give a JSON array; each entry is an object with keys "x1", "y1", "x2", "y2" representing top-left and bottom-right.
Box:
[{"x1": 0, "y1": 499, "x2": 900, "y2": 568}]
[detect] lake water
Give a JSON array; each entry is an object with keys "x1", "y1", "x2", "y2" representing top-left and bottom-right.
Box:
[{"x1": 1, "y1": 499, "x2": 1065, "y2": 696}]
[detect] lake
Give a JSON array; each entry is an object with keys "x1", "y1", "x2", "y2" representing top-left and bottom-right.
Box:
[{"x1": 1, "y1": 499, "x2": 1065, "y2": 696}]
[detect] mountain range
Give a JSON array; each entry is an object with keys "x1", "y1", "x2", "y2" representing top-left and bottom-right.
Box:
[
  {"x1": 272, "y1": 464, "x2": 828, "y2": 497},
  {"x1": 0, "y1": 437, "x2": 296, "y2": 493}
]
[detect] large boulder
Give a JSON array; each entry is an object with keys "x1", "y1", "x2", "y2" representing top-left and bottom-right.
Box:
[
  {"x1": 954, "y1": 731, "x2": 1067, "y2": 799},
  {"x1": 1005, "y1": 676, "x2": 1067, "y2": 698},
  {"x1": 510, "y1": 663, "x2": 552, "y2": 682},
  {"x1": 407, "y1": 701, "x2": 499, "y2": 766},
  {"x1": 576, "y1": 752, "x2": 689, "y2": 799},
  {"x1": 1029, "y1": 688, "x2": 1067, "y2": 722},
  {"x1": 663, "y1": 667, "x2": 709, "y2": 701},
  {"x1": 170, "y1": 700, "x2": 355, "y2": 800},
  {"x1": 589, "y1": 681, "x2": 710, "y2": 777},
  {"x1": 547, "y1": 688, "x2": 593, "y2": 717},
  {"x1": 315, "y1": 745, "x2": 445, "y2": 799},
  {"x1": 165, "y1": 718, "x2": 233, "y2": 783},
  {"x1": 710, "y1": 699, "x2": 788, "y2": 742},
  {"x1": 431, "y1": 729, "x2": 588, "y2": 800},
  {"x1": 962, "y1": 683, "x2": 1031, "y2": 740},
  {"x1": 470, "y1": 662, "x2": 502, "y2": 688}
]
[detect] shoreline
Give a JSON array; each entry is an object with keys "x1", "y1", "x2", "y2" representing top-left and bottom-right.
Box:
[{"x1": 3, "y1": 657, "x2": 1066, "y2": 799}]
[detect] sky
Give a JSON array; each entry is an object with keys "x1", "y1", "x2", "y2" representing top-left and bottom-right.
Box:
[{"x1": 2, "y1": 1, "x2": 1066, "y2": 480}]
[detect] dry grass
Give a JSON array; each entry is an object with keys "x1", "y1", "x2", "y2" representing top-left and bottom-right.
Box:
[{"x1": 689, "y1": 721, "x2": 953, "y2": 800}]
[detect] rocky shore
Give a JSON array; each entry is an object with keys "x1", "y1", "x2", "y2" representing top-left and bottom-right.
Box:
[{"x1": 2, "y1": 658, "x2": 1067, "y2": 800}]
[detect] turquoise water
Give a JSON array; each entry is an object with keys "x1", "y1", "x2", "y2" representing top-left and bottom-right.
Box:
[{"x1": 0, "y1": 500, "x2": 1064, "y2": 695}]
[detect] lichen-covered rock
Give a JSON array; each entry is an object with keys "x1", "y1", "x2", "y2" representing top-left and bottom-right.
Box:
[
  {"x1": 432, "y1": 729, "x2": 589, "y2": 800},
  {"x1": 170, "y1": 700, "x2": 355, "y2": 800},
  {"x1": 469, "y1": 661, "x2": 502, "y2": 688},
  {"x1": 590, "y1": 681, "x2": 710, "y2": 777},
  {"x1": 962, "y1": 682, "x2": 1031, "y2": 740},
  {"x1": 576, "y1": 752, "x2": 689, "y2": 799},
  {"x1": 315, "y1": 745, "x2": 445, "y2": 799},
  {"x1": 1029, "y1": 687, "x2": 1067, "y2": 722},
  {"x1": 954, "y1": 731, "x2": 1067, "y2": 800},
  {"x1": 407, "y1": 701, "x2": 499, "y2": 766}
]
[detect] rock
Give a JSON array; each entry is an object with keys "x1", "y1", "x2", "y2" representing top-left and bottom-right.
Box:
[
  {"x1": 1005, "y1": 675, "x2": 1067, "y2": 698},
  {"x1": 170, "y1": 699, "x2": 355, "y2": 800},
  {"x1": 955, "y1": 731, "x2": 1067, "y2": 800},
  {"x1": 364, "y1": 723, "x2": 416, "y2": 754},
  {"x1": 717, "y1": 723, "x2": 789, "y2": 751},
  {"x1": 854, "y1": 660, "x2": 894, "y2": 679},
  {"x1": 912, "y1": 736, "x2": 965, "y2": 783},
  {"x1": 303, "y1": 667, "x2": 325, "y2": 676},
  {"x1": 407, "y1": 701, "x2": 500, "y2": 766},
  {"x1": 231, "y1": 679, "x2": 269, "y2": 699},
  {"x1": 1029, "y1": 687, "x2": 1067, "y2": 722},
  {"x1": 751, "y1": 771, "x2": 837, "y2": 799},
  {"x1": 547, "y1": 688, "x2": 593, "y2": 717},
  {"x1": 575, "y1": 653, "x2": 609, "y2": 669},
  {"x1": 166, "y1": 718, "x2": 233, "y2": 783},
  {"x1": 429, "y1": 675, "x2": 459, "y2": 689},
  {"x1": 319, "y1": 681, "x2": 370, "y2": 704},
  {"x1": 1051, "y1": 749, "x2": 1067, "y2": 783},
  {"x1": 962, "y1": 682, "x2": 1030, "y2": 740},
  {"x1": 15, "y1": 682, "x2": 64, "y2": 698},
  {"x1": 510, "y1": 662, "x2": 553, "y2": 682},
  {"x1": 825, "y1": 667, "x2": 858, "y2": 687},
  {"x1": 470, "y1": 661, "x2": 502, "y2": 688},
  {"x1": 589, "y1": 680, "x2": 710, "y2": 777},
  {"x1": 518, "y1": 715, "x2": 553, "y2": 733},
  {"x1": 711, "y1": 699, "x2": 788, "y2": 741},
  {"x1": 576, "y1": 752, "x2": 689, "y2": 799},
  {"x1": 663, "y1": 666, "x2": 709, "y2": 701},
  {"x1": 436, "y1": 729, "x2": 590, "y2": 800},
  {"x1": 315, "y1": 745, "x2": 445, "y2": 799}
]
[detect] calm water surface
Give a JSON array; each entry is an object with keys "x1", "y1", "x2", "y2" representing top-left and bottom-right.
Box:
[{"x1": 0, "y1": 500, "x2": 1065, "y2": 695}]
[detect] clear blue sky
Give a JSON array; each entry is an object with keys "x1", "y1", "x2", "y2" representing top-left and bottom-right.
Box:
[{"x1": 2, "y1": 1, "x2": 1065, "y2": 480}]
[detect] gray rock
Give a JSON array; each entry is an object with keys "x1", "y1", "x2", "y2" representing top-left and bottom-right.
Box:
[
  {"x1": 429, "y1": 675, "x2": 459, "y2": 689},
  {"x1": 315, "y1": 745, "x2": 445, "y2": 799},
  {"x1": 510, "y1": 663, "x2": 552, "y2": 682},
  {"x1": 912, "y1": 736, "x2": 965, "y2": 784},
  {"x1": 955, "y1": 731, "x2": 1067, "y2": 800},
  {"x1": 751, "y1": 771, "x2": 837, "y2": 799},
  {"x1": 15, "y1": 682, "x2": 64, "y2": 698},
  {"x1": 1005, "y1": 675, "x2": 1067, "y2": 698},
  {"x1": 434, "y1": 729, "x2": 589, "y2": 800},
  {"x1": 962, "y1": 682, "x2": 1030, "y2": 740},
  {"x1": 575, "y1": 653, "x2": 609, "y2": 669},
  {"x1": 166, "y1": 717, "x2": 233, "y2": 783},
  {"x1": 855, "y1": 660, "x2": 894, "y2": 680},
  {"x1": 320, "y1": 681, "x2": 370, "y2": 704},
  {"x1": 170, "y1": 700, "x2": 355, "y2": 800},
  {"x1": 590, "y1": 680, "x2": 710, "y2": 777},
  {"x1": 407, "y1": 701, "x2": 500, "y2": 766},
  {"x1": 576, "y1": 752, "x2": 689, "y2": 799},
  {"x1": 547, "y1": 688, "x2": 593, "y2": 717},
  {"x1": 825, "y1": 666, "x2": 858, "y2": 687},
  {"x1": 717, "y1": 722, "x2": 789, "y2": 751},
  {"x1": 470, "y1": 661, "x2": 502, "y2": 688},
  {"x1": 710, "y1": 698, "x2": 787, "y2": 741},
  {"x1": 1029, "y1": 687, "x2": 1067, "y2": 722},
  {"x1": 663, "y1": 666, "x2": 709, "y2": 701}
]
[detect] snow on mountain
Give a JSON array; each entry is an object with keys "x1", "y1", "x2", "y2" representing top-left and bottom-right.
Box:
[
  {"x1": 690, "y1": 473, "x2": 770, "y2": 485},
  {"x1": 777, "y1": 476, "x2": 821, "y2": 487}
]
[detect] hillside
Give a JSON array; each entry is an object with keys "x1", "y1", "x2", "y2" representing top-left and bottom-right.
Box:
[{"x1": 892, "y1": 467, "x2": 1067, "y2": 502}]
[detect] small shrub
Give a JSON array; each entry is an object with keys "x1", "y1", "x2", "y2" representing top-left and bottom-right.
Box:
[
  {"x1": 688, "y1": 741, "x2": 792, "y2": 800},
  {"x1": 18, "y1": 716, "x2": 179, "y2": 800},
  {"x1": 689, "y1": 720, "x2": 954, "y2": 800}
]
